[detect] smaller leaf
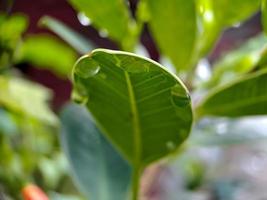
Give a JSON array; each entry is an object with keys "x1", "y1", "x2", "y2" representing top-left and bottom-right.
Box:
[
  {"x1": 39, "y1": 16, "x2": 94, "y2": 54},
  {"x1": 68, "y1": 0, "x2": 137, "y2": 50},
  {"x1": 16, "y1": 34, "x2": 78, "y2": 77},
  {"x1": 197, "y1": 69, "x2": 267, "y2": 118},
  {"x1": 205, "y1": 34, "x2": 267, "y2": 88},
  {"x1": 145, "y1": 0, "x2": 198, "y2": 71},
  {"x1": 0, "y1": 13, "x2": 28, "y2": 49},
  {"x1": 60, "y1": 103, "x2": 131, "y2": 200},
  {"x1": 262, "y1": 0, "x2": 267, "y2": 35},
  {"x1": 0, "y1": 76, "x2": 58, "y2": 125},
  {"x1": 213, "y1": 0, "x2": 260, "y2": 27}
]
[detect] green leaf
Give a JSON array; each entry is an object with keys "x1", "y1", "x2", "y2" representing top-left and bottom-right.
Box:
[
  {"x1": 213, "y1": 0, "x2": 260, "y2": 27},
  {"x1": 0, "y1": 13, "x2": 28, "y2": 49},
  {"x1": 196, "y1": 0, "x2": 260, "y2": 57},
  {"x1": 145, "y1": 0, "x2": 197, "y2": 71},
  {"x1": 197, "y1": 69, "x2": 267, "y2": 117},
  {"x1": 68, "y1": 0, "x2": 137, "y2": 50},
  {"x1": 16, "y1": 34, "x2": 78, "y2": 77},
  {"x1": 205, "y1": 33, "x2": 267, "y2": 88},
  {"x1": 60, "y1": 103, "x2": 131, "y2": 200},
  {"x1": 196, "y1": 0, "x2": 221, "y2": 57},
  {"x1": 0, "y1": 76, "x2": 58, "y2": 125},
  {"x1": 72, "y1": 49, "x2": 193, "y2": 167},
  {"x1": 262, "y1": 0, "x2": 267, "y2": 35},
  {"x1": 39, "y1": 16, "x2": 94, "y2": 54}
]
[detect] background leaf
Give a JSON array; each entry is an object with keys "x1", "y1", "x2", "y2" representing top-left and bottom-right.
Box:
[
  {"x1": 39, "y1": 16, "x2": 94, "y2": 54},
  {"x1": 0, "y1": 76, "x2": 57, "y2": 125},
  {"x1": 60, "y1": 103, "x2": 131, "y2": 200},
  {"x1": 205, "y1": 33, "x2": 267, "y2": 88},
  {"x1": 72, "y1": 49, "x2": 193, "y2": 166},
  {"x1": 145, "y1": 0, "x2": 197, "y2": 71},
  {"x1": 196, "y1": 0, "x2": 260, "y2": 57},
  {"x1": 262, "y1": 0, "x2": 267, "y2": 35},
  {"x1": 68, "y1": 0, "x2": 137, "y2": 50},
  {"x1": 16, "y1": 34, "x2": 78, "y2": 77},
  {"x1": 213, "y1": 0, "x2": 260, "y2": 27},
  {"x1": 197, "y1": 69, "x2": 267, "y2": 117}
]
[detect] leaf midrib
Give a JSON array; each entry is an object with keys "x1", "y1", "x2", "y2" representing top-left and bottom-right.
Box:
[{"x1": 124, "y1": 71, "x2": 142, "y2": 165}]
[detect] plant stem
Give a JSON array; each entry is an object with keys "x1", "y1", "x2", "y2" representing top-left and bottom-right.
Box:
[{"x1": 131, "y1": 166, "x2": 141, "y2": 200}]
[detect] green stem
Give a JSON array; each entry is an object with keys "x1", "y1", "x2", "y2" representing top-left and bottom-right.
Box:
[{"x1": 131, "y1": 166, "x2": 141, "y2": 200}]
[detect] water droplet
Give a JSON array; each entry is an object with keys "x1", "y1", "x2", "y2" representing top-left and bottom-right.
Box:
[
  {"x1": 77, "y1": 12, "x2": 91, "y2": 26},
  {"x1": 171, "y1": 84, "x2": 190, "y2": 107},
  {"x1": 75, "y1": 56, "x2": 100, "y2": 78},
  {"x1": 99, "y1": 29, "x2": 108, "y2": 38},
  {"x1": 71, "y1": 83, "x2": 88, "y2": 105},
  {"x1": 123, "y1": 58, "x2": 150, "y2": 73},
  {"x1": 166, "y1": 141, "x2": 175, "y2": 150}
]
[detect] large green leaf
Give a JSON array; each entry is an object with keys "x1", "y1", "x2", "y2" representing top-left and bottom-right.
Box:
[
  {"x1": 72, "y1": 49, "x2": 193, "y2": 167},
  {"x1": 68, "y1": 0, "x2": 137, "y2": 50},
  {"x1": 60, "y1": 103, "x2": 131, "y2": 200},
  {"x1": 0, "y1": 76, "x2": 57, "y2": 125},
  {"x1": 39, "y1": 16, "x2": 94, "y2": 54},
  {"x1": 197, "y1": 69, "x2": 267, "y2": 117},
  {"x1": 145, "y1": 0, "x2": 197, "y2": 71},
  {"x1": 16, "y1": 34, "x2": 77, "y2": 77}
]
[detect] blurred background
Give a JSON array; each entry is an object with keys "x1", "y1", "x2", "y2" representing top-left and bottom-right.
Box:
[{"x1": 1, "y1": 0, "x2": 267, "y2": 200}]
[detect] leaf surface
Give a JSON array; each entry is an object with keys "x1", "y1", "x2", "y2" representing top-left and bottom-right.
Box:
[
  {"x1": 72, "y1": 49, "x2": 193, "y2": 166},
  {"x1": 68, "y1": 0, "x2": 136, "y2": 50},
  {"x1": 60, "y1": 103, "x2": 131, "y2": 200},
  {"x1": 145, "y1": 0, "x2": 197, "y2": 71},
  {"x1": 39, "y1": 16, "x2": 94, "y2": 54},
  {"x1": 197, "y1": 69, "x2": 267, "y2": 117},
  {"x1": 17, "y1": 34, "x2": 77, "y2": 77}
]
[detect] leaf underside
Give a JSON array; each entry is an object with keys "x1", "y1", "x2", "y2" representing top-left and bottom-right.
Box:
[
  {"x1": 60, "y1": 103, "x2": 131, "y2": 200},
  {"x1": 72, "y1": 49, "x2": 193, "y2": 167}
]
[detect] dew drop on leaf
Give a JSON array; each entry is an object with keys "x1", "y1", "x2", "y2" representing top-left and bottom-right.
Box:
[
  {"x1": 71, "y1": 83, "x2": 88, "y2": 105},
  {"x1": 171, "y1": 84, "x2": 190, "y2": 107},
  {"x1": 75, "y1": 56, "x2": 100, "y2": 78}
]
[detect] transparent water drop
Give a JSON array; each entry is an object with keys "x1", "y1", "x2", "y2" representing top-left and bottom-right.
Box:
[
  {"x1": 71, "y1": 84, "x2": 88, "y2": 105},
  {"x1": 75, "y1": 56, "x2": 100, "y2": 79},
  {"x1": 77, "y1": 12, "x2": 91, "y2": 26},
  {"x1": 171, "y1": 84, "x2": 190, "y2": 107},
  {"x1": 99, "y1": 29, "x2": 108, "y2": 38},
  {"x1": 166, "y1": 141, "x2": 175, "y2": 151}
]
